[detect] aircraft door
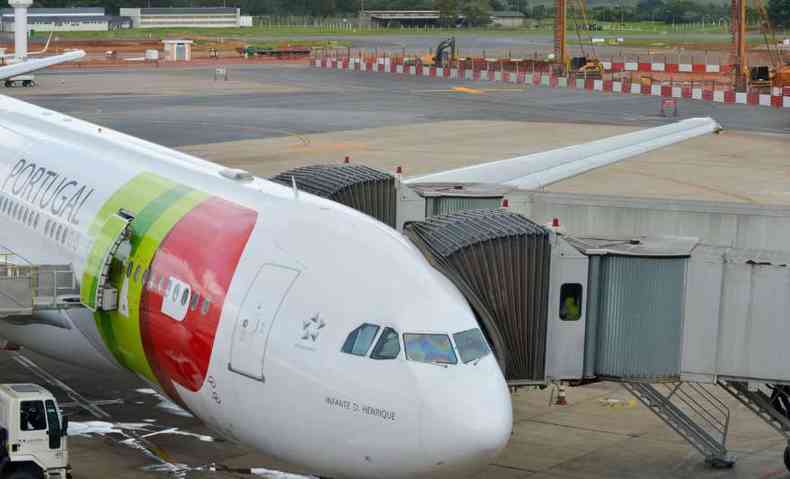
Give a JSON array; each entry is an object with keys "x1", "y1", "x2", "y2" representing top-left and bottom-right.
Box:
[
  {"x1": 229, "y1": 264, "x2": 299, "y2": 381},
  {"x1": 80, "y1": 210, "x2": 134, "y2": 312},
  {"x1": 15, "y1": 400, "x2": 49, "y2": 458}
]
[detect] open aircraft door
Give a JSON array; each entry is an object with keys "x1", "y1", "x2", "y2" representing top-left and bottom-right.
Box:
[
  {"x1": 80, "y1": 210, "x2": 134, "y2": 312},
  {"x1": 229, "y1": 264, "x2": 300, "y2": 381}
]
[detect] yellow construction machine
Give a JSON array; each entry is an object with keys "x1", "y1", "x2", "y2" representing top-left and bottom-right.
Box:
[
  {"x1": 420, "y1": 37, "x2": 457, "y2": 68},
  {"x1": 569, "y1": 0, "x2": 603, "y2": 78},
  {"x1": 748, "y1": 0, "x2": 790, "y2": 89}
]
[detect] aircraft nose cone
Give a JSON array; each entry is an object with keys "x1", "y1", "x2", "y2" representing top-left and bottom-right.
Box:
[{"x1": 419, "y1": 365, "x2": 512, "y2": 477}]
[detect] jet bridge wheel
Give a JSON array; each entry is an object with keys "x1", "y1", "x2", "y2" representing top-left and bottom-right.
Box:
[{"x1": 784, "y1": 446, "x2": 790, "y2": 472}]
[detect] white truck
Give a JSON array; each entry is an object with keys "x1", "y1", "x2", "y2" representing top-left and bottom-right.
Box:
[{"x1": 0, "y1": 384, "x2": 69, "y2": 479}]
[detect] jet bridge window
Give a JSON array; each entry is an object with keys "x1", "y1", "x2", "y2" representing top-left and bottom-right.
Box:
[
  {"x1": 370, "y1": 328, "x2": 401, "y2": 360},
  {"x1": 404, "y1": 334, "x2": 458, "y2": 365},
  {"x1": 342, "y1": 323, "x2": 380, "y2": 357},
  {"x1": 559, "y1": 283, "x2": 583, "y2": 321},
  {"x1": 20, "y1": 400, "x2": 46, "y2": 431},
  {"x1": 453, "y1": 329, "x2": 491, "y2": 364}
]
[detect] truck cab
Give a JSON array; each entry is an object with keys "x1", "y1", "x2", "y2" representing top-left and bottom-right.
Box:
[{"x1": 0, "y1": 384, "x2": 69, "y2": 479}]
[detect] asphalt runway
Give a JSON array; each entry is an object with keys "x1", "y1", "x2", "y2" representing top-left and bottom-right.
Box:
[
  {"x1": 1, "y1": 63, "x2": 790, "y2": 479},
  {"x1": 12, "y1": 63, "x2": 788, "y2": 149}
]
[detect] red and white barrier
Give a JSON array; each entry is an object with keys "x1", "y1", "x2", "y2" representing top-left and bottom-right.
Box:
[{"x1": 314, "y1": 57, "x2": 790, "y2": 108}]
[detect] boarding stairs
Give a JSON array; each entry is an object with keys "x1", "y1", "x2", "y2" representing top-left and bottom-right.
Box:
[
  {"x1": 0, "y1": 251, "x2": 79, "y2": 318},
  {"x1": 719, "y1": 381, "x2": 790, "y2": 444},
  {"x1": 622, "y1": 382, "x2": 735, "y2": 468}
]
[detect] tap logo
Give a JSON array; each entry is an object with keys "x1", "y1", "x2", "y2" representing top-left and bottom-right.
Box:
[{"x1": 301, "y1": 313, "x2": 326, "y2": 342}]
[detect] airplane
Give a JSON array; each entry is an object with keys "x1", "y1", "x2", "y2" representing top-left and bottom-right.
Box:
[
  {"x1": 0, "y1": 32, "x2": 54, "y2": 61},
  {"x1": 0, "y1": 49, "x2": 85, "y2": 86},
  {"x1": 0, "y1": 69, "x2": 722, "y2": 478}
]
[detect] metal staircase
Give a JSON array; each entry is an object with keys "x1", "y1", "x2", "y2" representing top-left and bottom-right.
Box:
[
  {"x1": 0, "y1": 250, "x2": 79, "y2": 318},
  {"x1": 622, "y1": 382, "x2": 736, "y2": 468},
  {"x1": 719, "y1": 380, "x2": 790, "y2": 442}
]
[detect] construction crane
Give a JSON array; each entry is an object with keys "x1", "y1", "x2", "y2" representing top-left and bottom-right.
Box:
[
  {"x1": 569, "y1": 0, "x2": 603, "y2": 78},
  {"x1": 735, "y1": 0, "x2": 790, "y2": 90}
]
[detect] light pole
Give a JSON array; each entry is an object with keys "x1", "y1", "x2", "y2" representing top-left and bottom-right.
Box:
[{"x1": 8, "y1": 0, "x2": 32, "y2": 60}]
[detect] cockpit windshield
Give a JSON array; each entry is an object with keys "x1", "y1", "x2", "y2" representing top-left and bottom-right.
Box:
[
  {"x1": 342, "y1": 323, "x2": 380, "y2": 356},
  {"x1": 453, "y1": 329, "x2": 491, "y2": 364},
  {"x1": 404, "y1": 334, "x2": 457, "y2": 365}
]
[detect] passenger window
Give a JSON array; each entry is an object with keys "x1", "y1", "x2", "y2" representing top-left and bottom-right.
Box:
[
  {"x1": 190, "y1": 292, "x2": 200, "y2": 311},
  {"x1": 126, "y1": 262, "x2": 133, "y2": 278},
  {"x1": 134, "y1": 265, "x2": 141, "y2": 283},
  {"x1": 453, "y1": 329, "x2": 491, "y2": 364},
  {"x1": 370, "y1": 327, "x2": 400, "y2": 360},
  {"x1": 404, "y1": 334, "x2": 457, "y2": 365},
  {"x1": 201, "y1": 297, "x2": 211, "y2": 316},
  {"x1": 20, "y1": 400, "x2": 47, "y2": 431},
  {"x1": 559, "y1": 283, "x2": 583, "y2": 321},
  {"x1": 180, "y1": 288, "x2": 190, "y2": 307},
  {"x1": 142, "y1": 269, "x2": 150, "y2": 287},
  {"x1": 341, "y1": 323, "x2": 380, "y2": 357},
  {"x1": 172, "y1": 284, "x2": 181, "y2": 302}
]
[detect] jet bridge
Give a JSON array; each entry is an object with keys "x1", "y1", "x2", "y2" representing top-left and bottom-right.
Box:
[
  {"x1": 271, "y1": 164, "x2": 397, "y2": 228},
  {"x1": 404, "y1": 209, "x2": 790, "y2": 471}
]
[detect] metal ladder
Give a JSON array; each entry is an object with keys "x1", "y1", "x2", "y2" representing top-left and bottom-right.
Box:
[
  {"x1": 719, "y1": 380, "x2": 790, "y2": 442},
  {"x1": 622, "y1": 381, "x2": 736, "y2": 468}
]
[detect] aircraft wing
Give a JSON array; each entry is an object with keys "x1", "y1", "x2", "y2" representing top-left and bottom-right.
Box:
[
  {"x1": 0, "y1": 50, "x2": 86, "y2": 81},
  {"x1": 404, "y1": 117, "x2": 722, "y2": 190}
]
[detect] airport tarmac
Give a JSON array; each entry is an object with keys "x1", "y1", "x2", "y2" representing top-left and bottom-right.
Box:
[{"x1": 2, "y1": 63, "x2": 790, "y2": 478}]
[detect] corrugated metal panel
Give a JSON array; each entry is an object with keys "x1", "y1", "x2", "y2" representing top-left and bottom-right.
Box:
[
  {"x1": 583, "y1": 256, "x2": 602, "y2": 378},
  {"x1": 594, "y1": 256, "x2": 686, "y2": 380},
  {"x1": 404, "y1": 209, "x2": 551, "y2": 382},
  {"x1": 271, "y1": 165, "x2": 397, "y2": 228},
  {"x1": 425, "y1": 197, "x2": 503, "y2": 218}
]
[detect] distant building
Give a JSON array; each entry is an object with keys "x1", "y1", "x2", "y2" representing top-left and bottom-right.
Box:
[
  {"x1": 120, "y1": 7, "x2": 244, "y2": 29},
  {"x1": 491, "y1": 10, "x2": 526, "y2": 28},
  {"x1": 360, "y1": 10, "x2": 441, "y2": 28},
  {"x1": 0, "y1": 7, "x2": 128, "y2": 32}
]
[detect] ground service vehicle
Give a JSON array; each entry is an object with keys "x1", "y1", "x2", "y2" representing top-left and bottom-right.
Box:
[
  {"x1": 0, "y1": 384, "x2": 69, "y2": 479},
  {"x1": 3, "y1": 75, "x2": 35, "y2": 88}
]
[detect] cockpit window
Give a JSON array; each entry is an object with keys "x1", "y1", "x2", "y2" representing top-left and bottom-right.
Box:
[
  {"x1": 342, "y1": 323, "x2": 380, "y2": 357},
  {"x1": 370, "y1": 328, "x2": 401, "y2": 360},
  {"x1": 404, "y1": 334, "x2": 457, "y2": 365},
  {"x1": 453, "y1": 329, "x2": 491, "y2": 364}
]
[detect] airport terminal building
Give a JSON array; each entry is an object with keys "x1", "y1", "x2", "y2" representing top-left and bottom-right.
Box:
[
  {"x1": 120, "y1": 7, "x2": 248, "y2": 29},
  {"x1": 0, "y1": 7, "x2": 129, "y2": 32}
]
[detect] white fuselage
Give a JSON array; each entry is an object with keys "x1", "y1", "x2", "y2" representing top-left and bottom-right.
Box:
[{"x1": 0, "y1": 95, "x2": 512, "y2": 478}]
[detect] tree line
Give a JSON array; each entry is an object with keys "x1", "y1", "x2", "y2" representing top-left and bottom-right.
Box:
[{"x1": 29, "y1": 0, "x2": 790, "y2": 27}]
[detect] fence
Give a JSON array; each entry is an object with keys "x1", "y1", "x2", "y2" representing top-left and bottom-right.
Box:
[{"x1": 313, "y1": 53, "x2": 790, "y2": 107}]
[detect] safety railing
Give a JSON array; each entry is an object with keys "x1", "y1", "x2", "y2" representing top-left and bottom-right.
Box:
[
  {"x1": 0, "y1": 248, "x2": 79, "y2": 314},
  {"x1": 0, "y1": 250, "x2": 34, "y2": 315}
]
